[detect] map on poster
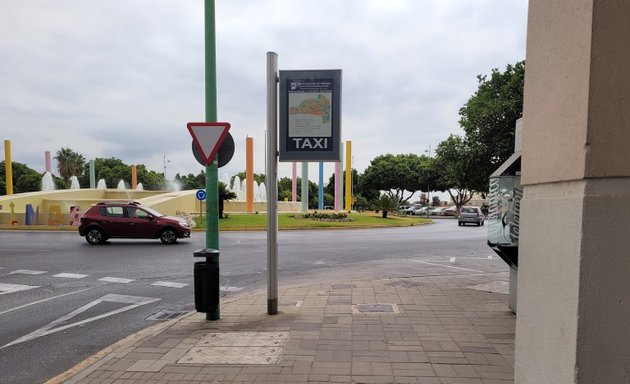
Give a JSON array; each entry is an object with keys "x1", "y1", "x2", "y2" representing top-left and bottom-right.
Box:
[
  {"x1": 288, "y1": 80, "x2": 333, "y2": 138},
  {"x1": 279, "y1": 69, "x2": 341, "y2": 161}
]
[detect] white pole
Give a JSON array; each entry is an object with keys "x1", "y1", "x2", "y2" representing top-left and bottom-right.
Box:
[{"x1": 265, "y1": 51, "x2": 278, "y2": 315}]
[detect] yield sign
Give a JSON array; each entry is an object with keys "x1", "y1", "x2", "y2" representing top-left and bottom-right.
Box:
[{"x1": 187, "y1": 122, "x2": 231, "y2": 165}]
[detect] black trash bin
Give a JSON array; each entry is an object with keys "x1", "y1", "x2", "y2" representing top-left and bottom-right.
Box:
[{"x1": 193, "y1": 249, "x2": 219, "y2": 313}]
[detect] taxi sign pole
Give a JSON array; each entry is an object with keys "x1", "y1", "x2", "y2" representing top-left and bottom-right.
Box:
[
  {"x1": 205, "y1": 0, "x2": 220, "y2": 320},
  {"x1": 266, "y1": 51, "x2": 279, "y2": 315}
]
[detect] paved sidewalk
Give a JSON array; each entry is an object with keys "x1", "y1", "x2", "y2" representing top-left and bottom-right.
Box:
[{"x1": 48, "y1": 273, "x2": 515, "y2": 384}]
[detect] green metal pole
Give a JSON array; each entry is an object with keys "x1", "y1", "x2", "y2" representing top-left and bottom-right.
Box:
[{"x1": 205, "y1": 0, "x2": 219, "y2": 321}]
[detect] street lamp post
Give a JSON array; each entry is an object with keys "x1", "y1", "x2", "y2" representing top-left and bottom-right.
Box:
[
  {"x1": 425, "y1": 145, "x2": 431, "y2": 206},
  {"x1": 163, "y1": 155, "x2": 171, "y2": 180}
]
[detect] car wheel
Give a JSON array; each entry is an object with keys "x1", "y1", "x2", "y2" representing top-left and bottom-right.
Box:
[
  {"x1": 160, "y1": 228, "x2": 178, "y2": 244},
  {"x1": 458, "y1": 222, "x2": 462, "y2": 226},
  {"x1": 85, "y1": 228, "x2": 105, "y2": 245},
  {"x1": 481, "y1": 220, "x2": 484, "y2": 226}
]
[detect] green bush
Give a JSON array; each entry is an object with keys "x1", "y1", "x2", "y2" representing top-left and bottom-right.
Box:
[{"x1": 290, "y1": 211, "x2": 352, "y2": 222}]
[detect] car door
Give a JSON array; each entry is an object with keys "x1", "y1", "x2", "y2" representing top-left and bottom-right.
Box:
[
  {"x1": 99, "y1": 205, "x2": 127, "y2": 237},
  {"x1": 125, "y1": 207, "x2": 157, "y2": 238}
]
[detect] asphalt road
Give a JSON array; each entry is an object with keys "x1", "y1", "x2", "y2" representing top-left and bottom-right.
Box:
[{"x1": 0, "y1": 220, "x2": 506, "y2": 383}]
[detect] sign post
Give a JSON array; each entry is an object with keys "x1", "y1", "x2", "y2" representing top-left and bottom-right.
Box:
[
  {"x1": 266, "y1": 52, "x2": 279, "y2": 315},
  {"x1": 196, "y1": 189, "x2": 207, "y2": 223},
  {"x1": 267, "y1": 63, "x2": 343, "y2": 316}
]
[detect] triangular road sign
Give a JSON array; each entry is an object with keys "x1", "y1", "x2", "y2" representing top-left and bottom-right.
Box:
[{"x1": 187, "y1": 122, "x2": 231, "y2": 165}]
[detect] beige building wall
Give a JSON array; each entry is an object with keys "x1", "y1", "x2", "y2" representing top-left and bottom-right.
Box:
[{"x1": 516, "y1": 0, "x2": 630, "y2": 382}]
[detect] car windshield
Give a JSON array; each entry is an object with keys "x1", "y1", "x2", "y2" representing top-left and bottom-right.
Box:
[
  {"x1": 140, "y1": 206, "x2": 165, "y2": 217},
  {"x1": 462, "y1": 208, "x2": 476, "y2": 213}
]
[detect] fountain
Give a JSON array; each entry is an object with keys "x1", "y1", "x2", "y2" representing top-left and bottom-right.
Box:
[
  {"x1": 69, "y1": 176, "x2": 80, "y2": 189},
  {"x1": 41, "y1": 172, "x2": 55, "y2": 191},
  {"x1": 254, "y1": 181, "x2": 266, "y2": 202},
  {"x1": 136, "y1": 183, "x2": 144, "y2": 191},
  {"x1": 117, "y1": 180, "x2": 127, "y2": 189},
  {"x1": 96, "y1": 179, "x2": 107, "y2": 189},
  {"x1": 165, "y1": 179, "x2": 182, "y2": 192}
]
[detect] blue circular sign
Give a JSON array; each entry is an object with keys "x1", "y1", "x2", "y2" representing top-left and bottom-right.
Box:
[{"x1": 196, "y1": 189, "x2": 207, "y2": 201}]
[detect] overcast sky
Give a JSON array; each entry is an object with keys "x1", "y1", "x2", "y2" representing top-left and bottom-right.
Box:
[{"x1": 0, "y1": 0, "x2": 528, "y2": 187}]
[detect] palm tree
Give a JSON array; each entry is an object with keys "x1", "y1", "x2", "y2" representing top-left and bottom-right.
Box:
[
  {"x1": 373, "y1": 194, "x2": 400, "y2": 218},
  {"x1": 54, "y1": 148, "x2": 86, "y2": 185},
  {"x1": 218, "y1": 181, "x2": 237, "y2": 218}
]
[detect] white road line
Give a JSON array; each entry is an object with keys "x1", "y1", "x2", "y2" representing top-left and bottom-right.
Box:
[
  {"x1": 0, "y1": 283, "x2": 40, "y2": 295},
  {"x1": 151, "y1": 281, "x2": 188, "y2": 289},
  {"x1": 0, "y1": 287, "x2": 92, "y2": 316},
  {"x1": 53, "y1": 273, "x2": 89, "y2": 279},
  {"x1": 221, "y1": 286, "x2": 244, "y2": 292},
  {"x1": 98, "y1": 277, "x2": 134, "y2": 284},
  {"x1": 10, "y1": 269, "x2": 47, "y2": 275},
  {"x1": 410, "y1": 260, "x2": 484, "y2": 273},
  {"x1": 1, "y1": 294, "x2": 160, "y2": 349}
]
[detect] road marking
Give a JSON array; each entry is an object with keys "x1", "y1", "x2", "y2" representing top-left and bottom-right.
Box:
[
  {"x1": 99, "y1": 277, "x2": 134, "y2": 284},
  {"x1": 1, "y1": 294, "x2": 160, "y2": 349},
  {"x1": 410, "y1": 260, "x2": 484, "y2": 273},
  {"x1": 53, "y1": 273, "x2": 89, "y2": 279},
  {"x1": 10, "y1": 269, "x2": 47, "y2": 275},
  {"x1": 151, "y1": 281, "x2": 188, "y2": 289},
  {"x1": 0, "y1": 287, "x2": 92, "y2": 316},
  {"x1": 221, "y1": 286, "x2": 244, "y2": 292},
  {"x1": 0, "y1": 283, "x2": 40, "y2": 295}
]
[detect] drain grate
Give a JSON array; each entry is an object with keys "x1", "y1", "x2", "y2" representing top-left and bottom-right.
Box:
[
  {"x1": 352, "y1": 303, "x2": 399, "y2": 314},
  {"x1": 146, "y1": 309, "x2": 188, "y2": 321}
]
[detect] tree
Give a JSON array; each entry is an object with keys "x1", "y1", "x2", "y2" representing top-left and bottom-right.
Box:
[
  {"x1": 277, "y1": 176, "x2": 318, "y2": 208},
  {"x1": 372, "y1": 194, "x2": 400, "y2": 218},
  {"x1": 325, "y1": 169, "x2": 378, "y2": 210},
  {"x1": 0, "y1": 161, "x2": 52, "y2": 194},
  {"x1": 77, "y1": 157, "x2": 164, "y2": 190},
  {"x1": 175, "y1": 171, "x2": 206, "y2": 190},
  {"x1": 218, "y1": 181, "x2": 237, "y2": 218},
  {"x1": 54, "y1": 147, "x2": 86, "y2": 186},
  {"x1": 457, "y1": 61, "x2": 524, "y2": 193},
  {"x1": 135, "y1": 165, "x2": 164, "y2": 190},
  {"x1": 434, "y1": 135, "x2": 477, "y2": 212},
  {"x1": 361, "y1": 154, "x2": 431, "y2": 204}
]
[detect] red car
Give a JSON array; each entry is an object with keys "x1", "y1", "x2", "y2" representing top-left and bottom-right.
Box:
[{"x1": 79, "y1": 202, "x2": 191, "y2": 245}]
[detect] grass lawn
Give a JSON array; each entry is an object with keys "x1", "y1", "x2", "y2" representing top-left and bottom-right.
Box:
[{"x1": 193, "y1": 211, "x2": 431, "y2": 231}]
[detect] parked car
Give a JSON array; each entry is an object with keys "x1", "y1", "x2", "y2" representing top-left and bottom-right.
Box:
[
  {"x1": 402, "y1": 204, "x2": 422, "y2": 215},
  {"x1": 443, "y1": 206, "x2": 458, "y2": 216},
  {"x1": 428, "y1": 207, "x2": 446, "y2": 216},
  {"x1": 79, "y1": 201, "x2": 191, "y2": 244},
  {"x1": 458, "y1": 206, "x2": 485, "y2": 226},
  {"x1": 411, "y1": 206, "x2": 430, "y2": 216}
]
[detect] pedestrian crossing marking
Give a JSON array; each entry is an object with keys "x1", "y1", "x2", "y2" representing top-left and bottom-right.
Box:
[
  {"x1": 10, "y1": 269, "x2": 47, "y2": 275},
  {"x1": 151, "y1": 281, "x2": 188, "y2": 288},
  {"x1": 0, "y1": 283, "x2": 40, "y2": 295},
  {"x1": 53, "y1": 273, "x2": 88, "y2": 279},
  {"x1": 99, "y1": 277, "x2": 134, "y2": 284}
]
